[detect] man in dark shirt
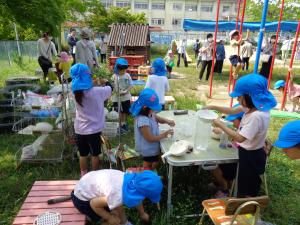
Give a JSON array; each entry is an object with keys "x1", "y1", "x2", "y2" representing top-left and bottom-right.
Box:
[{"x1": 68, "y1": 28, "x2": 78, "y2": 65}]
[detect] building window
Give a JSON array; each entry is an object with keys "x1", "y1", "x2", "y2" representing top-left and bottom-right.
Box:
[
  {"x1": 222, "y1": 5, "x2": 230, "y2": 13},
  {"x1": 172, "y1": 18, "x2": 182, "y2": 26},
  {"x1": 201, "y1": 4, "x2": 213, "y2": 12},
  {"x1": 173, "y1": 3, "x2": 182, "y2": 11},
  {"x1": 100, "y1": 0, "x2": 113, "y2": 8},
  {"x1": 151, "y1": 18, "x2": 165, "y2": 26},
  {"x1": 152, "y1": 3, "x2": 165, "y2": 10},
  {"x1": 116, "y1": 1, "x2": 131, "y2": 8},
  {"x1": 185, "y1": 4, "x2": 197, "y2": 12},
  {"x1": 134, "y1": 2, "x2": 148, "y2": 9}
]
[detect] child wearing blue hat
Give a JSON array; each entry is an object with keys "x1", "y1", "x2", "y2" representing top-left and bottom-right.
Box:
[
  {"x1": 274, "y1": 120, "x2": 300, "y2": 160},
  {"x1": 71, "y1": 64, "x2": 112, "y2": 177},
  {"x1": 207, "y1": 74, "x2": 277, "y2": 197},
  {"x1": 210, "y1": 104, "x2": 244, "y2": 198},
  {"x1": 145, "y1": 58, "x2": 170, "y2": 110},
  {"x1": 274, "y1": 73, "x2": 300, "y2": 112},
  {"x1": 130, "y1": 88, "x2": 175, "y2": 170},
  {"x1": 112, "y1": 58, "x2": 133, "y2": 133},
  {"x1": 71, "y1": 169, "x2": 163, "y2": 225}
]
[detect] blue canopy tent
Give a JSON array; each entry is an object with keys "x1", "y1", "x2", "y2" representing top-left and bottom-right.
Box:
[{"x1": 183, "y1": 20, "x2": 298, "y2": 32}]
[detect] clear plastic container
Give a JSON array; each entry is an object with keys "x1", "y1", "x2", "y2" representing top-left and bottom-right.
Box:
[
  {"x1": 194, "y1": 118, "x2": 211, "y2": 151},
  {"x1": 219, "y1": 132, "x2": 228, "y2": 149}
]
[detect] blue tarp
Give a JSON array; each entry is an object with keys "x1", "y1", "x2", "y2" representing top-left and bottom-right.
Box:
[{"x1": 183, "y1": 20, "x2": 298, "y2": 32}]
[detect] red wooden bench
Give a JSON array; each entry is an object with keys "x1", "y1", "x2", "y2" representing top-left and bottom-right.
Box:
[{"x1": 13, "y1": 180, "x2": 86, "y2": 225}]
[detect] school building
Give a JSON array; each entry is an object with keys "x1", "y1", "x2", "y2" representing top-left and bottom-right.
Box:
[{"x1": 100, "y1": 0, "x2": 238, "y2": 31}]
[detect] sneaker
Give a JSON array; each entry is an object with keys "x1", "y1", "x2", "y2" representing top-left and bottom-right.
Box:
[
  {"x1": 121, "y1": 124, "x2": 129, "y2": 132},
  {"x1": 214, "y1": 190, "x2": 229, "y2": 198}
]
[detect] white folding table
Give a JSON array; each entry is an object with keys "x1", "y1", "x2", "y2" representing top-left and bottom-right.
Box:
[{"x1": 158, "y1": 110, "x2": 239, "y2": 220}]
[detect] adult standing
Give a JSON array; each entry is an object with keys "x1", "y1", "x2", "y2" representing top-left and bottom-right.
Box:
[
  {"x1": 76, "y1": 28, "x2": 99, "y2": 72},
  {"x1": 99, "y1": 38, "x2": 108, "y2": 63},
  {"x1": 68, "y1": 28, "x2": 78, "y2": 65},
  {"x1": 241, "y1": 39, "x2": 253, "y2": 71},
  {"x1": 214, "y1": 39, "x2": 225, "y2": 78},
  {"x1": 281, "y1": 36, "x2": 292, "y2": 62},
  {"x1": 259, "y1": 35, "x2": 277, "y2": 78},
  {"x1": 37, "y1": 32, "x2": 57, "y2": 82},
  {"x1": 199, "y1": 33, "x2": 213, "y2": 81},
  {"x1": 193, "y1": 39, "x2": 201, "y2": 59},
  {"x1": 177, "y1": 39, "x2": 188, "y2": 67}
]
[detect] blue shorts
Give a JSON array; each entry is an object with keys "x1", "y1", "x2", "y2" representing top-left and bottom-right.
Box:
[
  {"x1": 229, "y1": 55, "x2": 242, "y2": 67},
  {"x1": 71, "y1": 191, "x2": 110, "y2": 222}
]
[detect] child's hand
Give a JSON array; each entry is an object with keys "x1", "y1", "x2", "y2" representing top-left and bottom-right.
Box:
[
  {"x1": 100, "y1": 78, "x2": 108, "y2": 85},
  {"x1": 140, "y1": 212, "x2": 150, "y2": 223},
  {"x1": 108, "y1": 215, "x2": 120, "y2": 225},
  {"x1": 162, "y1": 129, "x2": 174, "y2": 138},
  {"x1": 212, "y1": 127, "x2": 222, "y2": 134},
  {"x1": 167, "y1": 120, "x2": 175, "y2": 127}
]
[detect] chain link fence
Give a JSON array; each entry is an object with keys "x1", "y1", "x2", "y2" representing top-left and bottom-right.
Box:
[{"x1": 0, "y1": 41, "x2": 38, "y2": 68}]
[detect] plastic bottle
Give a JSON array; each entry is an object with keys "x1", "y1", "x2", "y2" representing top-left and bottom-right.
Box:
[{"x1": 219, "y1": 132, "x2": 228, "y2": 149}]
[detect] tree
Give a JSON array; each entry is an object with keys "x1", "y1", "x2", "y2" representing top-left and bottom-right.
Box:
[
  {"x1": 247, "y1": 0, "x2": 300, "y2": 22},
  {"x1": 1, "y1": 0, "x2": 66, "y2": 36},
  {"x1": 84, "y1": 1, "x2": 147, "y2": 33}
]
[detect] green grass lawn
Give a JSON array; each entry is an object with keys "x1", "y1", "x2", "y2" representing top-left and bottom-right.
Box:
[{"x1": 0, "y1": 56, "x2": 300, "y2": 225}]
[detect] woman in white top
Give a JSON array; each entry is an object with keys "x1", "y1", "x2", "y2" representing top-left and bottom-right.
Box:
[
  {"x1": 199, "y1": 33, "x2": 214, "y2": 81},
  {"x1": 37, "y1": 32, "x2": 57, "y2": 81},
  {"x1": 145, "y1": 58, "x2": 170, "y2": 109},
  {"x1": 206, "y1": 74, "x2": 277, "y2": 197}
]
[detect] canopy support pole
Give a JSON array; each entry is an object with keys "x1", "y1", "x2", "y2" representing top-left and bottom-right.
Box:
[
  {"x1": 208, "y1": 0, "x2": 221, "y2": 98},
  {"x1": 229, "y1": 0, "x2": 247, "y2": 107},
  {"x1": 281, "y1": 20, "x2": 300, "y2": 110},
  {"x1": 267, "y1": 0, "x2": 285, "y2": 89},
  {"x1": 254, "y1": 0, "x2": 269, "y2": 73},
  {"x1": 228, "y1": 0, "x2": 242, "y2": 95}
]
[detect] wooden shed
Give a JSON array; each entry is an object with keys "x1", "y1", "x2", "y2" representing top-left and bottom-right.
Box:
[{"x1": 107, "y1": 24, "x2": 151, "y2": 64}]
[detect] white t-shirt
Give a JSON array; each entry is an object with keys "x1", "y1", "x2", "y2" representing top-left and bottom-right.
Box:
[
  {"x1": 281, "y1": 39, "x2": 292, "y2": 51},
  {"x1": 230, "y1": 39, "x2": 240, "y2": 56},
  {"x1": 112, "y1": 73, "x2": 133, "y2": 102},
  {"x1": 237, "y1": 110, "x2": 270, "y2": 150},
  {"x1": 74, "y1": 169, "x2": 124, "y2": 210},
  {"x1": 145, "y1": 75, "x2": 170, "y2": 104}
]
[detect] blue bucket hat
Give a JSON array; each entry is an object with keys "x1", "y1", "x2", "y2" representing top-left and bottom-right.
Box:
[
  {"x1": 274, "y1": 80, "x2": 286, "y2": 90},
  {"x1": 122, "y1": 170, "x2": 163, "y2": 208},
  {"x1": 229, "y1": 73, "x2": 277, "y2": 111},
  {"x1": 151, "y1": 58, "x2": 167, "y2": 76},
  {"x1": 114, "y1": 58, "x2": 129, "y2": 75},
  {"x1": 225, "y1": 104, "x2": 244, "y2": 121},
  {"x1": 129, "y1": 88, "x2": 162, "y2": 117},
  {"x1": 70, "y1": 64, "x2": 93, "y2": 93},
  {"x1": 274, "y1": 120, "x2": 300, "y2": 148}
]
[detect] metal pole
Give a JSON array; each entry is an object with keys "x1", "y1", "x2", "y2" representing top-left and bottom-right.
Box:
[
  {"x1": 228, "y1": 0, "x2": 241, "y2": 94},
  {"x1": 253, "y1": 0, "x2": 269, "y2": 73},
  {"x1": 14, "y1": 23, "x2": 21, "y2": 56},
  {"x1": 167, "y1": 164, "x2": 173, "y2": 221},
  {"x1": 230, "y1": 0, "x2": 247, "y2": 107},
  {"x1": 281, "y1": 20, "x2": 300, "y2": 110},
  {"x1": 267, "y1": 0, "x2": 285, "y2": 89},
  {"x1": 208, "y1": 0, "x2": 221, "y2": 98}
]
